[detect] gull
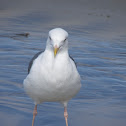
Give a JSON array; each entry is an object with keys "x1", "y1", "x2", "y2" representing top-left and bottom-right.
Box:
[{"x1": 23, "y1": 28, "x2": 81, "y2": 126}]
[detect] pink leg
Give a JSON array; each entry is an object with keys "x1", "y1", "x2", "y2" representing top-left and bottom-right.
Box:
[
  {"x1": 32, "y1": 104, "x2": 37, "y2": 126},
  {"x1": 64, "y1": 107, "x2": 68, "y2": 126}
]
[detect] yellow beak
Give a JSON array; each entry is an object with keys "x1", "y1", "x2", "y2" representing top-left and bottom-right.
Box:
[{"x1": 54, "y1": 47, "x2": 59, "y2": 57}]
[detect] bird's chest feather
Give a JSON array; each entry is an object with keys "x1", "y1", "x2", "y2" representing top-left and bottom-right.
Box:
[
  {"x1": 41, "y1": 57, "x2": 72, "y2": 87},
  {"x1": 24, "y1": 53, "x2": 80, "y2": 102},
  {"x1": 28, "y1": 53, "x2": 76, "y2": 94}
]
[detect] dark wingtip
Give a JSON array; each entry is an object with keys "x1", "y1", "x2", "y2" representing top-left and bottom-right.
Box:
[
  {"x1": 28, "y1": 51, "x2": 43, "y2": 74},
  {"x1": 69, "y1": 55, "x2": 77, "y2": 67}
]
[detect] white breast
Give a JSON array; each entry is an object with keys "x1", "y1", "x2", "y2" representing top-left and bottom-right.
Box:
[{"x1": 23, "y1": 51, "x2": 81, "y2": 104}]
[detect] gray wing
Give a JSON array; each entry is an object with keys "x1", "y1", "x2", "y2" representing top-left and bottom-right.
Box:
[
  {"x1": 69, "y1": 55, "x2": 77, "y2": 67},
  {"x1": 28, "y1": 51, "x2": 43, "y2": 74}
]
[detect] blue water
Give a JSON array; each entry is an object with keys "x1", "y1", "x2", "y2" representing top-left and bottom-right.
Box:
[{"x1": 0, "y1": 1, "x2": 126, "y2": 126}]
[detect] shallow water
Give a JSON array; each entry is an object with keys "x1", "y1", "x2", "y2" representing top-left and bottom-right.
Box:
[{"x1": 0, "y1": 1, "x2": 126, "y2": 126}]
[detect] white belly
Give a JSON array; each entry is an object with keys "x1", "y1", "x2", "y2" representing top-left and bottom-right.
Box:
[
  {"x1": 23, "y1": 53, "x2": 81, "y2": 104},
  {"x1": 24, "y1": 71, "x2": 81, "y2": 104}
]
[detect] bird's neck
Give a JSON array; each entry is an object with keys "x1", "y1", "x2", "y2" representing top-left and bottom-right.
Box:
[{"x1": 43, "y1": 48, "x2": 69, "y2": 62}]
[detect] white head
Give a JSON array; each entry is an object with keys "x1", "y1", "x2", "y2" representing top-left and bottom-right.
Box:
[{"x1": 46, "y1": 28, "x2": 69, "y2": 57}]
